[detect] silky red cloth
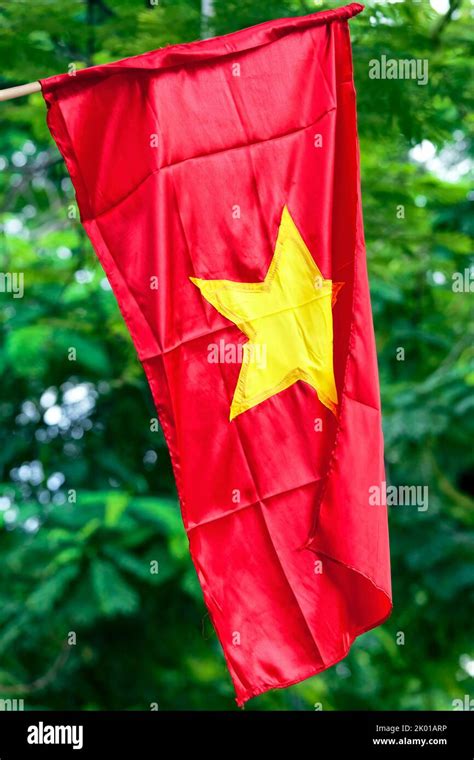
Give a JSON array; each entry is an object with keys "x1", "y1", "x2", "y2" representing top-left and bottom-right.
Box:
[{"x1": 41, "y1": 3, "x2": 392, "y2": 705}]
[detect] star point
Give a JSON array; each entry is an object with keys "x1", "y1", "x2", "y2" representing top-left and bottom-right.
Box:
[{"x1": 191, "y1": 206, "x2": 342, "y2": 420}]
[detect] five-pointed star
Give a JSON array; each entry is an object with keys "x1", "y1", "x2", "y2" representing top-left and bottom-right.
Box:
[{"x1": 190, "y1": 206, "x2": 343, "y2": 421}]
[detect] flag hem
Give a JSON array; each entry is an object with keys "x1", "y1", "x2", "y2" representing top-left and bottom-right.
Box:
[
  {"x1": 236, "y1": 589, "x2": 393, "y2": 707},
  {"x1": 40, "y1": 5, "x2": 364, "y2": 88}
]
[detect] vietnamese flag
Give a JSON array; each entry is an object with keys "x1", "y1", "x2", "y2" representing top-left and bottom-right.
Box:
[{"x1": 41, "y1": 3, "x2": 392, "y2": 705}]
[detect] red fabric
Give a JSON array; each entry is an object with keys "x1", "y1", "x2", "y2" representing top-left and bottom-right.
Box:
[{"x1": 41, "y1": 3, "x2": 392, "y2": 706}]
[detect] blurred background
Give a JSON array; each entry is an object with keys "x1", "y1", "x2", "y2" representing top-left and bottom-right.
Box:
[{"x1": 0, "y1": 0, "x2": 472, "y2": 710}]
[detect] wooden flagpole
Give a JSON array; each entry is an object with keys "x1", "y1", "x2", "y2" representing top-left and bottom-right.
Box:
[
  {"x1": 0, "y1": 82, "x2": 41, "y2": 102},
  {"x1": 0, "y1": 1, "x2": 213, "y2": 101}
]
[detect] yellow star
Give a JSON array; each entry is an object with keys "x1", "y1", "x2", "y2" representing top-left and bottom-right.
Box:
[{"x1": 191, "y1": 206, "x2": 342, "y2": 421}]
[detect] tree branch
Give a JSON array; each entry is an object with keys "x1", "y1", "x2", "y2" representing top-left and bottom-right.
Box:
[
  {"x1": 0, "y1": 642, "x2": 71, "y2": 695},
  {"x1": 432, "y1": 0, "x2": 463, "y2": 45}
]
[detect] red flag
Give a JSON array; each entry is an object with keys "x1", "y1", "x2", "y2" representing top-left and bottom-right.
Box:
[{"x1": 41, "y1": 2, "x2": 392, "y2": 705}]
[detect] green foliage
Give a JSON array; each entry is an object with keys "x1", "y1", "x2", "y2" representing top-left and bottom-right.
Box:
[{"x1": 0, "y1": 0, "x2": 473, "y2": 710}]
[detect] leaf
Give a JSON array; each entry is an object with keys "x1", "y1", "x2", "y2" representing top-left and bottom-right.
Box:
[
  {"x1": 25, "y1": 564, "x2": 79, "y2": 615},
  {"x1": 129, "y1": 498, "x2": 182, "y2": 536},
  {"x1": 3, "y1": 325, "x2": 111, "y2": 378},
  {"x1": 61, "y1": 575, "x2": 102, "y2": 627},
  {"x1": 77, "y1": 518, "x2": 102, "y2": 541},
  {"x1": 181, "y1": 567, "x2": 204, "y2": 603},
  {"x1": 4, "y1": 325, "x2": 52, "y2": 377},
  {"x1": 91, "y1": 559, "x2": 139, "y2": 617},
  {"x1": 104, "y1": 492, "x2": 129, "y2": 528},
  {"x1": 103, "y1": 545, "x2": 178, "y2": 584}
]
